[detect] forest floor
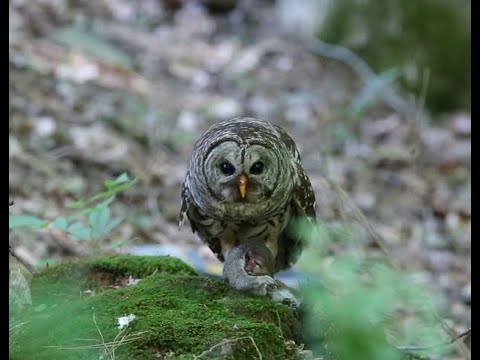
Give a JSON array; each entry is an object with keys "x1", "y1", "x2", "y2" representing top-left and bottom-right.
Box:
[{"x1": 9, "y1": 0, "x2": 470, "y2": 352}]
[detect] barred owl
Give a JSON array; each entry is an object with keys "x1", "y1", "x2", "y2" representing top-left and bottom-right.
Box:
[{"x1": 179, "y1": 117, "x2": 317, "y2": 276}]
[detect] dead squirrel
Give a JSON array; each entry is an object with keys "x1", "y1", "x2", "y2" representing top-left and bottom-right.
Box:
[{"x1": 223, "y1": 242, "x2": 300, "y2": 307}]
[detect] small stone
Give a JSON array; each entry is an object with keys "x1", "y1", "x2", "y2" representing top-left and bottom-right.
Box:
[
  {"x1": 353, "y1": 193, "x2": 375, "y2": 212},
  {"x1": 450, "y1": 112, "x2": 471, "y2": 136},
  {"x1": 177, "y1": 110, "x2": 199, "y2": 131},
  {"x1": 208, "y1": 97, "x2": 241, "y2": 119},
  {"x1": 33, "y1": 116, "x2": 56, "y2": 137},
  {"x1": 461, "y1": 283, "x2": 471, "y2": 305}
]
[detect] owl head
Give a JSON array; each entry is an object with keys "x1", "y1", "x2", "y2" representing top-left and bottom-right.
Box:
[{"x1": 187, "y1": 118, "x2": 300, "y2": 220}]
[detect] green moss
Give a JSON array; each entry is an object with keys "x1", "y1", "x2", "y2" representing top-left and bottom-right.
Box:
[
  {"x1": 30, "y1": 255, "x2": 196, "y2": 300},
  {"x1": 37, "y1": 254, "x2": 197, "y2": 280},
  {"x1": 10, "y1": 256, "x2": 302, "y2": 360}
]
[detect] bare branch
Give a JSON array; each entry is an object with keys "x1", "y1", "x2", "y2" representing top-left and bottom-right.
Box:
[
  {"x1": 397, "y1": 328, "x2": 471, "y2": 356},
  {"x1": 309, "y1": 39, "x2": 427, "y2": 121},
  {"x1": 9, "y1": 246, "x2": 37, "y2": 275}
]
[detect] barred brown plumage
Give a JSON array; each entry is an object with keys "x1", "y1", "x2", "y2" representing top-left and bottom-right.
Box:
[{"x1": 179, "y1": 117, "x2": 317, "y2": 279}]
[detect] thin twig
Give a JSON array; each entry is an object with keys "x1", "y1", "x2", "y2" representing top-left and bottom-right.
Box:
[
  {"x1": 409, "y1": 68, "x2": 430, "y2": 161},
  {"x1": 9, "y1": 321, "x2": 29, "y2": 348},
  {"x1": 309, "y1": 39, "x2": 427, "y2": 121},
  {"x1": 275, "y1": 310, "x2": 284, "y2": 338},
  {"x1": 44, "y1": 333, "x2": 147, "y2": 348},
  {"x1": 92, "y1": 313, "x2": 111, "y2": 359},
  {"x1": 438, "y1": 321, "x2": 471, "y2": 360},
  {"x1": 9, "y1": 201, "x2": 37, "y2": 275},
  {"x1": 194, "y1": 336, "x2": 263, "y2": 360},
  {"x1": 44, "y1": 312, "x2": 148, "y2": 359},
  {"x1": 397, "y1": 328, "x2": 471, "y2": 352},
  {"x1": 9, "y1": 246, "x2": 37, "y2": 275},
  {"x1": 327, "y1": 180, "x2": 394, "y2": 266},
  {"x1": 9, "y1": 321, "x2": 29, "y2": 332},
  {"x1": 43, "y1": 336, "x2": 145, "y2": 350}
]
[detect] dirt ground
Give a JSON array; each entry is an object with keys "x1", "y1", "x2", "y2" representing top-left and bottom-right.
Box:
[{"x1": 9, "y1": 0, "x2": 470, "y2": 349}]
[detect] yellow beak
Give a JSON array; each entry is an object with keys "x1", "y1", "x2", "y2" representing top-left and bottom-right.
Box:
[{"x1": 238, "y1": 174, "x2": 248, "y2": 198}]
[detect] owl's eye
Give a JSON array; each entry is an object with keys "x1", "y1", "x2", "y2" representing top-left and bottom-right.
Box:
[
  {"x1": 250, "y1": 161, "x2": 264, "y2": 175},
  {"x1": 219, "y1": 161, "x2": 235, "y2": 175}
]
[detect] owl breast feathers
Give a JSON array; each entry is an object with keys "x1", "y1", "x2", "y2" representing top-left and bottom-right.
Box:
[{"x1": 179, "y1": 117, "x2": 317, "y2": 272}]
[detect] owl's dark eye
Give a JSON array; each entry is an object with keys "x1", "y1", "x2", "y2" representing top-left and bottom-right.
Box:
[
  {"x1": 250, "y1": 161, "x2": 264, "y2": 175},
  {"x1": 219, "y1": 161, "x2": 235, "y2": 175}
]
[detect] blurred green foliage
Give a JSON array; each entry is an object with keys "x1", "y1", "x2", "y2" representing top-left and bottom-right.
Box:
[
  {"x1": 51, "y1": 27, "x2": 134, "y2": 69},
  {"x1": 319, "y1": 0, "x2": 470, "y2": 114},
  {"x1": 298, "y1": 220, "x2": 451, "y2": 359},
  {"x1": 9, "y1": 173, "x2": 137, "y2": 249}
]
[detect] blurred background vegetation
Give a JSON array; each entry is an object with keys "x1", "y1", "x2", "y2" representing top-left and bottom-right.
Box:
[
  {"x1": 10, "y1": 0, "x2": 470, "y2": 359},
  {"x1": 319, "y1": 0, "x2": 471, "y2": 114}
]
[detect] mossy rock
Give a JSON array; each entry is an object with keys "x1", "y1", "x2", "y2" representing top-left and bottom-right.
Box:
[{"x1": 10, "y1": 255, "x2": 303, "y2": 360}]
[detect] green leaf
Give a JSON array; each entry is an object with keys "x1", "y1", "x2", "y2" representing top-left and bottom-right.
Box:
[
  {"x1": 66, "y1": 175, "x2": 136, "y2": 213},
  {"x1": 89, "y1": 205, "x2": 110, "y2": 239},
  {"x1": 52, "y1": 217, "x2": 69, "y2": 231},
  {"x1": 109, "y1": 179, "x2": 137, "y2": 194},
  {"x1": 51, "y1": 27, "x2": 133, "y2": 69},
  {"x1": 66, "y1": 196, "x2": 115, "y2": 221},
  {"x1": 9, "y1": 215, "x2": 47, "y2": 230},
  {"x1": 108, "y1": 239, "x2": 127, "y2": 249},
  {"x1": 104, "y1": 217, "x2": 123, "y2": 235},
  {"x1": 84, "y1": 195, "x2": 116, "y2": 209},
  {"x1": 351, "y1": 67, "x2": 400, "y2": 117},
  {"x1": 67, "y1": 222, "x2": 92, "y2": 241},
  {"x1": 102, "y1": 176, "x2": 137, "y2": 194},
  {"x1": 104, "y1": 173, "x2": 130, "y2": 188},
  {"x1": 128, "y1": 212, "x2": 150, "y2": 228},
  {"x1": 103, "y1": 180, "x2": 116, "y2": 189},
  {"x1": 66, "y1": 200, "x2": 86, "y2": 209}
]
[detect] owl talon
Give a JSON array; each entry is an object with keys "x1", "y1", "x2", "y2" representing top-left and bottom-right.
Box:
[
  {"x1": 268, "y1": 287, "x2": 300, "y2": 308},
  {"x1": 255, "y1": 275, "x2": 276, "y2": 288},
  {"x1": 252, "y1": 275, "x2": 277, "y2": 295}
]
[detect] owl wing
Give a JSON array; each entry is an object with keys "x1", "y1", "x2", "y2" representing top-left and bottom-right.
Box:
[
  {"x1": 179, "y1": 173, "x2": 224, "y2": 260},
  {"x1": 276, "y1": 164, "x2": 317, "y2": 271},
  {"x1": 273, "y1": 123, "x2": 302, "y2": 162},
  {"x1": 178, "y1": 173, "x2": 192, "y2": 230}
]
